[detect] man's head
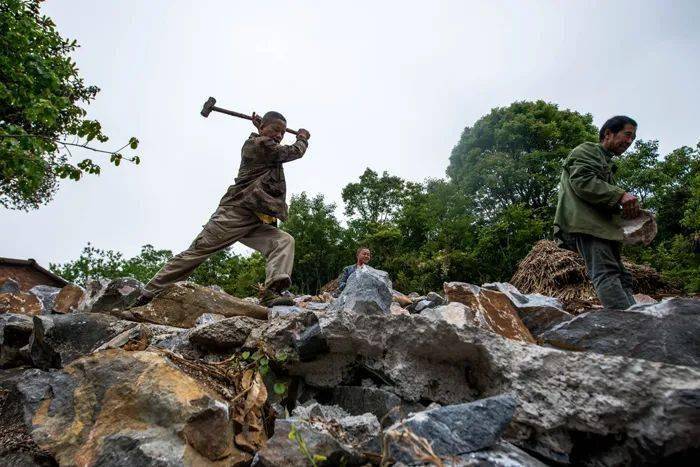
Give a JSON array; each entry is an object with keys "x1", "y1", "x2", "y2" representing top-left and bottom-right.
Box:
[
  {"x1": 599, "y1": 116, "x2": 637, "y2": 155},
  {"x1": 259, "y1": 111, "x2": 287, "y2": 143},
  {"x1": 356, "y1": 247, "x2": 371, "y2": 265}
]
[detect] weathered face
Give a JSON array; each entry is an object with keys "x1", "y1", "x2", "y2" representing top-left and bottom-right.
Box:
[
  {"x1": 260, "y1": 119, "x2": 287, "y2": 143},
  {"x1": 603, "y1": 123, "x2": 637, "y2": 155},
  {"x1": 357, "y1": 249, "x2": 371, "y2": 264}
]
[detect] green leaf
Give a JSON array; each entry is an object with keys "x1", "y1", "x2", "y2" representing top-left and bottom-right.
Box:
[
  {"x1": 312, "y1": 454, "x2": 327, "y2": 463},
  {"x1": 276, "y1": 352, "x2": 287, "y2": 362},
  {"x1": 273, "y1": 382, "x2": 287, "y2": 395},
  {"x1": 259, "y1": 357, "x2": 269, "y2": 366},
  {"x1": 259, "y1": 365, "x2": 269, "y2": 376},
  {"x1": 241, "y1": 351, "x2": 250, "y2": 360},
  {"x1": 129, "y1": 137, "x2": 139, "y2": 149}
]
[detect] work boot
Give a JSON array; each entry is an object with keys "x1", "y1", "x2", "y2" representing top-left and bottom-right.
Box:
[{"x1": 259, "y1": 288, "x2": 294, "y2": 308}]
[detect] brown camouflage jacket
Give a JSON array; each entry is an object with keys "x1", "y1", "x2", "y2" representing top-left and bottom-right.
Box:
[{"x1": 218, "y1": 133, "x2": 308, "y2": 221}]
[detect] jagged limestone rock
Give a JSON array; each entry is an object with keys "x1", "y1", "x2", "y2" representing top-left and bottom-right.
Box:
[
  {"x1": 540, "y1": 297, "x2": 700, "y2": 367},
  {"x1": 2, "y1": 350, "x2": 249, "y2": 466},
  {"x1": 300, "y1": 310, "x2": 700, "y2": 465},
  {"x1": 330, "y1": 266, "x2": 393, "y2": 315},
  {"x1": 385, "y1": 395, "x2": 516, "y2": 462}
]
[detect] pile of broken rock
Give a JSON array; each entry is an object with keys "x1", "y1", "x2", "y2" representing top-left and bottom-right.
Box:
[{"x1": 0, "y1": 267, "x2": 698, "y2": 466}]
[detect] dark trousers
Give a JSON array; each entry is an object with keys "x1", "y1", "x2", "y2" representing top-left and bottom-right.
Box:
[{"x1": 573, "y1": 234, "x2": 636, "y2": 310}]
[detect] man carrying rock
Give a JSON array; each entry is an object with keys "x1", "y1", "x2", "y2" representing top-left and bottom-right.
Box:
[
  {"x1": 134, "y1": 112, "x2": 311, "y2": 308},
  {"x1": 337, "y1": 247, "x2": 371, "y2": 293},
  {"x1": 554, "y1": 116, "x2": 640, "y2": 310}
]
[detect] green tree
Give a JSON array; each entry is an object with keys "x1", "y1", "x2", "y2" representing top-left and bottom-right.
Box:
[
  {"x1": 0, "y1": 0, "x2": 140, "y2": 210},
  {"x1": 341, "y1": 168, "x2": 409, "y2": 224},
  {"x1": 282, "y1": 192, "x2": 348, "y2": 294},
  {"x1": 50, "y1": 243, "x2": 265, "y2": 297},
  {"x1": 447, "y1": 100, "x2": 597, "y2": 219}
]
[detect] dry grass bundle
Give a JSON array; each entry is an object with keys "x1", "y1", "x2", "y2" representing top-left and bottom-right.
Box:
[{"x1": 511, "y1": 240, "x2": 675, "y2": 313}]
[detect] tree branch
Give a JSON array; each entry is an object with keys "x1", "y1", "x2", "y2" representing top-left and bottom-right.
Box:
[{"x1": 0, "y1": 133, "x2": 138, "y2": 162}]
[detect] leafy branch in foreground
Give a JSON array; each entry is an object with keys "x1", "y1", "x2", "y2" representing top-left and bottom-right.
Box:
[{"x1": 0, "y1": 0, "x2": 141, "y2": 210}]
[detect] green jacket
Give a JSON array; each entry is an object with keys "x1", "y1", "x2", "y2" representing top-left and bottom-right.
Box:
[{"x1": 554, "y1": 142, "x2": 626, "y2": 243}]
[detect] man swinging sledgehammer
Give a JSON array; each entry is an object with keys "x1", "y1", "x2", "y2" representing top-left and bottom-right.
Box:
[{"x1": 133, "y1": 99, "x2": 310, "y2": 308}]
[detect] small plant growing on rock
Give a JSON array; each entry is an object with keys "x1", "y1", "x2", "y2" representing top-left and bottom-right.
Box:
[{"x1": 288, "y1": 424, "x2": 328, "y2": 466}]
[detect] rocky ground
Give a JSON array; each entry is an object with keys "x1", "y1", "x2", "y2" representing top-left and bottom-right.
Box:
[{"x1": 0, "y1": 267, "x2": 698, "y2": 466}]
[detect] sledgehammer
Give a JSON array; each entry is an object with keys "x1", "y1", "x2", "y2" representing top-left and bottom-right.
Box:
[{"x1": 200, "y1": 97, "x2": 299, "y2": 135}]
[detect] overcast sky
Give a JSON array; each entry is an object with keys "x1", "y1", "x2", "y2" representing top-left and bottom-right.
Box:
[{"x1": 3, "y1": 0, "x2": 699, "y2": 267}]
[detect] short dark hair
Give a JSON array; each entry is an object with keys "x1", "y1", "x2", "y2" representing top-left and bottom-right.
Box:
[
  {"x1": 356, "y1": 247, "x2": 370, "y2": 257},
  {"x1": 599, "y1": 116, "x2": 637, "y2": 141},
  {"x1": 261, "y1": 111, "x2": 286, "y2": 127}
]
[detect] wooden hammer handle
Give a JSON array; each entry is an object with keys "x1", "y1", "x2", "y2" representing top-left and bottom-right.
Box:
[{"x1": 212, "y1": 105, "x2": 299, "y2": 135}]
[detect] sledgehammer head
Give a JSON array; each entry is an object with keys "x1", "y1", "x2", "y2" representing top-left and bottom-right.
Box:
[{"x1": 201, "y1": 97, "x2": 216, "y2": 117}]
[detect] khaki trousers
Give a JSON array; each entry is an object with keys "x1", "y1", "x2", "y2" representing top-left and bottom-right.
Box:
[{"x1": 145, "y1": 205, "x2": 294, "y2": 293}]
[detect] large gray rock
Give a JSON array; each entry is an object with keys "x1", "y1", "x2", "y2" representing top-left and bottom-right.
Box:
[
  {"x1": 0, "y1": 313, "x2": 33, "y2": 368},
  {"x1": 330, "y1": 386, "x2": 404, "y2": 425},
  {"x1": 83, "y1": 277, "x2": 144, "y2": 314},
  {"x1": 385, "y1": 395, "x2": 516, "y2": 463},
  {"x1": 125, "y1": 281, "x2": 268, "y2": 328},
  {"x1": 246, "y1": 311, "x2": 328, "y2": 362},
  {"x1": 188, "y1": 315, "x2": 261, "y2": 351},
  {"x1": 420, "y1": 302, "x2": 475, "y2": 329},
  {"x1": 30, "y1": 313, "x2": 136, "y2": 369},
  {"x1": 0, "y1": 277, "x2": 20, "y2": 294},
  {"x1": 330, "y1": 266, "x2": 393, "y2": 315},
  {"x1": 252, "y1": 418, "x2": 363, "y2": 466},
  {"x1": 28, "y1": 285, "x2": 60, "y2": 314},
  {"x1": 483, "y1": 282, "x2": 573, "y2": 337},
  {"x1": 1, "y1": 350, "x2": 250, "y2": 466},
  {"x1": 53, "y1": 284, "x2": 85, "y2": 314},
  {"x1": 295, "y1": 310, "x2": 700, "y2": 465},
  {"x1": 0, "y1": 368, "x2": 57, "y2": 466},
  {"x1": 451, "y1": 441, "x2": 548, "y2": 466},
  {"x1": 540, "y1": 297, "x2": 700, "y2": 367}
]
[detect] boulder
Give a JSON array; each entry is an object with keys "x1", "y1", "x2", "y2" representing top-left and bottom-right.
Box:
[
  {"x1": 453, "y1": 441, "x2": 548, "y2": 466},
  {"x1": 194, "y1": 312, "x2": 226, "y2": 326},
  {"x1": 0, "y1": 292, "x2": 43, "y2": 316},
  {"x1": 389, "y1": 302, "x2": 409, "y2": 315},
  {"x1": 189, "y1": 316, "x2": 262, "y2": 351},
  {"x1": 30, "y1": 313, "x2": 136, "y2": 369},
  {"x1": 0, "y1": 368, "x2": 57, "y2": 466},
  {"x1": 83, "y1": 277, "x2": 144, "y2": 314},
  {"x1": 304, "y1": 301, "x2": 330, "y2": 312},
  {"x1": 53, "y1": 284, "x2": 85, "y2": 313},
  {"x1": 126, "y1": 281, "x2": 268, "y2": 328},
  {"x1": 482, "y1": 282, "x2": 572, "y2": 336},
  {"x1": 330, "y1": 266, "x2": 393, "y2": 315},
  {"x1": 540, "y1": 297, "x2": 700, "y2": 367},
  {"x1": 269, "y1": 305, "x2": 303, "y2": 318},
  {"x1": 308, "y1": 310, "x2": 700, "y2": 465},
  {"x1": 330, "y1": 386, "x2": 404, "y2": 425},
  {"x1": 444, "y1": 282, "x2": 535, "y2": 343},
  {"x1": 28, "y1": 285, "x2": 60, "y2": 314},
  {"x1": 252, "y1": 418, "x2": 363, "y2": 466},
  {"x1": 246, "y1": 311, "x2": 328, "y2": 362},
  {"x1": 384, "y1": 395, "x2": 516, "y2": 463},
  {"x1": 0, "y1": 277, "x2": 20, "y2": 293},
  {"x1": 392, "y1": 289, "x2": 413, "y2": 307},
  {"x1": 76, "y1": 278, "x2": 109, "y2": 311},
  {"x1": 420, "y1": 302, "x2": 476, "y2": 329},
  {"x1": 1, "y1": 350, "x2": 249, "y2": 466},
  {"x1": 0, "y1": 313, "x2": 33, "y2": 368}
]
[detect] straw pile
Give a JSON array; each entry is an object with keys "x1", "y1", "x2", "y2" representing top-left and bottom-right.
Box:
[{"x1": 511, "y1": 240, "x2": 675, "y2": 313}]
